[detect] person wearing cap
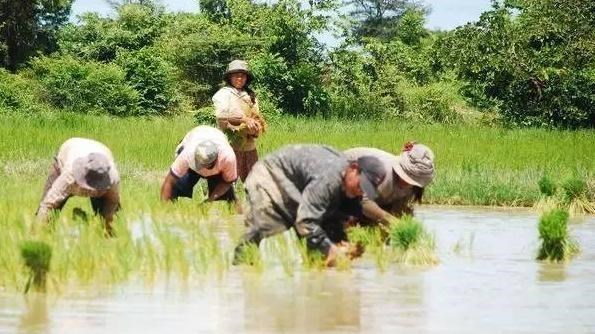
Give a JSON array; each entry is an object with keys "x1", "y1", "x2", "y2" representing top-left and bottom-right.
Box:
[
  {"x1": 233, "y1": 144, "x2": 386, "y2": 267},
  {"x1": 344, "y1": 142, "x2": 435, "y2": 228},
  {"x1": 212, "y1": 59, "x2": 267, "y2": 182},
  {"x1": 160, "y1": 125, "x2": 238, "y2": 203},
  {"x1": 36, "y1": 138, "x2": 120, "y2": 230}
]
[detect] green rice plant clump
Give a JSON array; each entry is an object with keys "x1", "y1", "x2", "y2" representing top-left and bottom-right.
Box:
[
  {"x1": 20, "y1": 241, "x2": 52, "y2": 293},
  {"x1": 538, "y1": 174, "x2": 556, "y2": 197},
  {"x1": 390, "y1": 216, "x2": 423, "y2": 250},
  {"x1": 561, "y1": 176, "x2": 587, "y2": 202},
  {"x1": 537, "y1": 209, "x2": 579, "y2": 261}
]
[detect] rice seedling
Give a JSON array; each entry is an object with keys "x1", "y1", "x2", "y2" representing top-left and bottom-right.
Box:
[
  {"x1": 561, "y1": 176, "x2": 595, "y2": 215},
  {"x1": 21, "y1": 241, "x2": 52, "y2": 293},
  {"x1": 0, "y1": 113, "x2": 594, "y2": 290},
  {"x1": 538, "y1": 174, "x2": 556, "y2": 197},
  {"x1": 388, "y1": 216, "x2": 438, "y2": 266},
  {"x1": 537, "y1": 209, "x2": 579, "y2": 262}
]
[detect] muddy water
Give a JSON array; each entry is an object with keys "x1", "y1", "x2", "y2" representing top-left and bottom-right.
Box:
[{"x1": 2, "y1": 207, "x2": 595, "y2": 334}]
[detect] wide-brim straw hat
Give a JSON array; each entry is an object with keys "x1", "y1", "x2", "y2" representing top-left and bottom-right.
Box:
[
  {"x1": 73, "y1": 153, "x2": 118, "y2": 191},
  {"x1": 391, "y1": 143, "x2": 435, "y2": 188}
]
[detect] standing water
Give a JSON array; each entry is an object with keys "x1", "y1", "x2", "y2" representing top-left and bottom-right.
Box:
[{"x1": 2, "y1": 207, "x2": 595, "y2": 333}]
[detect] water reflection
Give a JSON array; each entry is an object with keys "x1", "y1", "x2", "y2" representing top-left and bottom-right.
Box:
[
  {"x1": 241, "y1": 272, "x2": 360, "y2": 333},
  {"x1": 18, "y1": 294, "x2": 49, "y2": 334},
  {"x1": 537, "y1": 262, "x2": 567, "y2": 282},
  {"x1": 1, "y1": 208, "x2": 594, "y2": 334}
]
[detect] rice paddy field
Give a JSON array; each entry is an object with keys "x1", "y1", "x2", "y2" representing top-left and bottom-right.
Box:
[{"x1": 1, "y1": 113, "x2": 595, "y2": 333}]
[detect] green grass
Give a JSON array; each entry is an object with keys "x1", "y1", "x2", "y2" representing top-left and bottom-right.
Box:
[{"x1": 0, "y1": 112, "x2": 593, "y2": 290}]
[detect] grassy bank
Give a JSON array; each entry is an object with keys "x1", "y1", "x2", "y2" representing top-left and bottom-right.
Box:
[
  {"x1": 0, "y1": 113, "x2": 593, "y2": 290},
  {"x1": 1, "y1": 113, "x2": 593, "y2": 208}
]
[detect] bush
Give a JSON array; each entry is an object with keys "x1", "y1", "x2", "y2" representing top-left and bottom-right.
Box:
[
  {"x1": 401, "y1": 82, "x2": 461, "y2": 124},
  {"x1": 30, "y1": 56, "x2": 141, "y2": 116},
  {"x1": 0, "y1": 69, "x2": 48, "y2": 113},
  {"x1": 116, "y1": 47, "x2": 179, "y2": 115}
]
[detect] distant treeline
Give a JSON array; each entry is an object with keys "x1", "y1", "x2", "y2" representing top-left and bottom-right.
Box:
[{"x1": 0, "y1": 0, "x2": 593, "y2": 128}]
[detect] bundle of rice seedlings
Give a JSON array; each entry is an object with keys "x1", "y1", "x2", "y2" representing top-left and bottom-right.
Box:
[
  {"x1": 388, "y1": 216, "x2": 438, "y2": 266},
  {"x1": 21, "y1": 241, "x2": 52, "y2": 293},
  {"x1": 561, "y1": 176, "x2": 595, "y2": 215},
  {"x1": 534, "y1": 174, "x2": 561, "y2": 214},
  {"x1": 538, "y1": 174, "x2": 556, "y2": 197},
  {"x1": 537, "y1": 209, "x2": 579, "y2": 262}
]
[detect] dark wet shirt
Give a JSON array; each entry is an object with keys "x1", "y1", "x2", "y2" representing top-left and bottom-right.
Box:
[{"x1": 262, "y1": 144, "x2": 350, "y2": 254}]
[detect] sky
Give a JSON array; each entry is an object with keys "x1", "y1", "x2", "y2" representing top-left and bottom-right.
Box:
[{"x1": 71, "y1": 0, "x2": 493, "y2": 31}]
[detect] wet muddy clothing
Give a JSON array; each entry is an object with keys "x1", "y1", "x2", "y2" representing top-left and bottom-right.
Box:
[
  {"x1": 237, "y1": 145, "x2": 357, "y2": 257},
  {"x1": 36, "y1": 138, "x2": 120, "y2": 222},
  {"x1": 170, "y1": 126, "x2": 237, "y2": 202},
  {"x1": 344, "y1": 147, "x2": 413, "y2": 221}
]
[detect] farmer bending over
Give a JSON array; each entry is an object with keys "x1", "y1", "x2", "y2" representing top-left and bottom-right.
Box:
[
  {"x1": 344, "y1": 142, "x2": 435, "y2": 230},
  {"x1": 233, "y1": 144, "x2": 386, "y2": 267},
  {"x1": 36, "y1": 138, "x2": 120, "y2": 232},
  {"x1": 160, "y1": 125, "x2": 238, "y2": 203}
]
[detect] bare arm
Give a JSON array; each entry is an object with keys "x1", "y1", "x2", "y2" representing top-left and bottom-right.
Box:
[
  {"x1": 160, "y1": 172, "x2": 178, "y2": 201},
  {"x1": 362, "y1": 199, "x2": 395, "y2": 225},
  {"x1": 206, "y1": 179, "x2": 233, "y2": 201}
]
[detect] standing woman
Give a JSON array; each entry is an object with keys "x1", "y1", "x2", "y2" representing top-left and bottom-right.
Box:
[{"x1": 212, "y1": 60, "x2": 267, "y2": 182}]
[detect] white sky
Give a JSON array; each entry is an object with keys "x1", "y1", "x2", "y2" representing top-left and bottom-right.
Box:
[{"x1": 71, "y1": 0, "x2": 493, "y2": 30}]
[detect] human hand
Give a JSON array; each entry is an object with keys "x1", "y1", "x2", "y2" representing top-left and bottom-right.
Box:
[
  {"x1": 244, "y1": 118, "x2": 259, "y2": 134},
  {"x1": 339, "y1": 241, "x2": 364, "y2": 259}
]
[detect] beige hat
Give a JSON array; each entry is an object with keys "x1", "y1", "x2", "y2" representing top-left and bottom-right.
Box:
[
  {"x1": 224, "y1": 60, "x2": 253, "y2": 82},
  {"x1": 193, "y1": 140, "x2": 218, "y2": 169},
  {"x1": 392, "y1": 143, "x2": 435, "y2": 188},
  {"x1": 73, "y1": 153, "x2": 118, "y2": 191}
]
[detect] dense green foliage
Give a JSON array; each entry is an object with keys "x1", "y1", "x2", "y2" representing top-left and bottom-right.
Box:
[
  {"x1": 438, "y1": 1, "x2": 595, "y2": 127},
  {"x1": 0, "y1": 0, "x2": 593, "y2": 127},
  {"x1": 0, "y1": 0, "x2": 73, "y2": 71}
]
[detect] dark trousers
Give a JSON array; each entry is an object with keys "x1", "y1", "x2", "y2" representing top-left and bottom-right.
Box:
[
  {"x1": 233, "y1": 196, "x2": 362, "y2": 263},
  {"x1": 171, "y1": 169, "x2": 236, "y2": 202}
]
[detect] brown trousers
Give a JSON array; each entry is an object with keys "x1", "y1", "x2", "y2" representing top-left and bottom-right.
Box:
[{"x1": 234, "y1": 149, "x2": 258, "y2": 182}]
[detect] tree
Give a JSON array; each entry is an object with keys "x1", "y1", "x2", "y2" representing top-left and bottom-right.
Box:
[
  {"x1": 199, "y1": 0, "x2": 230, "y2": 23},
  {"x1": 0, "y1": 0, "x2": 72, "y2": 71},
  {"x1": 438, "y1": 0, "x2": 595, "y2": 128},
  {"x1": 345, "y1": 0, "x2": 427, "y2": 41}
]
